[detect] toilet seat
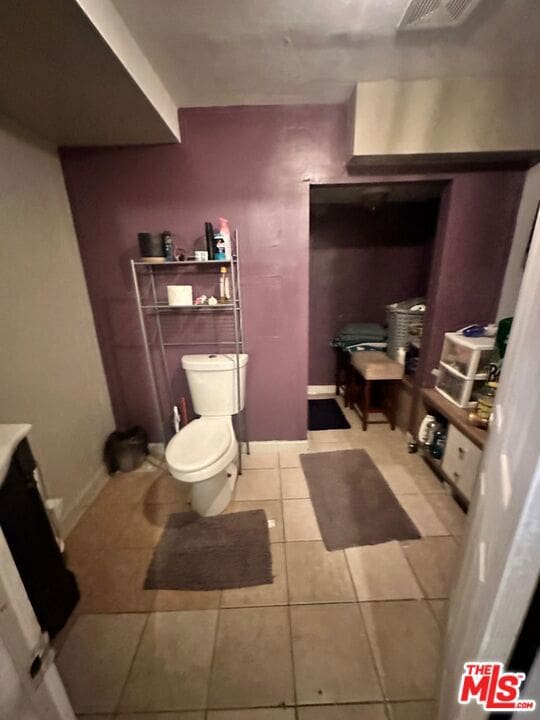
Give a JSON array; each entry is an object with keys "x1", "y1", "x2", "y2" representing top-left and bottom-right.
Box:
[{"x1": 166, "y1": 417, "x2": 234, "y2": 478}]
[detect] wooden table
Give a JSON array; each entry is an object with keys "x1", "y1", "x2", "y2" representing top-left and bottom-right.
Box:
[
  {"x1": 347, "y1": 352, "x2": 404, "y2": 431},
  {"x1": 333, "y1": 346, "x2": 351, "y2": 395}
]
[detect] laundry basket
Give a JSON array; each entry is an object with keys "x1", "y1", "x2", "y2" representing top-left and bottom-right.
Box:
[{"x1": 386, "y1": 298, "x2": 426, "y2": 360}]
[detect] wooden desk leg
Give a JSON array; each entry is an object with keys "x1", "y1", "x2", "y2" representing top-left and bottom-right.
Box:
[
  {"x1": 334, "y1": 347, "x2": 342, "y2": 396},
  {"x1": 386, "y1": 381, "x2": 397, "y2": 431},
  {"x1": 362, "y1": 379, "x2": 371, "y2": 431},
  {"x1": 344, "y1": 361, "x2": 353, "y2": 408},
  {"x1": 346, "y1": 370, "x2": 353, "y2": 410}
]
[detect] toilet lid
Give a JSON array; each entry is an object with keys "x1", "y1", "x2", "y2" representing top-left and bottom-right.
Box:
[{"x1": 166, "y1": 418, "x2": 231, "y2": 473}]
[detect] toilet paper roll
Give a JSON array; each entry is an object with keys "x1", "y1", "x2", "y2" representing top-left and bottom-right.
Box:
[{"x1": 167, "y1": 285, "x2": 193, "y2": 306}]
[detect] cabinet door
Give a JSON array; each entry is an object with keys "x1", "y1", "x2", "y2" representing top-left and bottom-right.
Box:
[
  {"x1": 0, "y1": 439, "x2": 79, "y2": 637},
  {"x1": 442, "y1": 424, "x2": 482, "y2": 500}
]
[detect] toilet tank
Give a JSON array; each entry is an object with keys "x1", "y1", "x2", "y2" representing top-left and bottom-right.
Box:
[{"x1": 181, "y1": 354, "x2": 248, "y2": 416}]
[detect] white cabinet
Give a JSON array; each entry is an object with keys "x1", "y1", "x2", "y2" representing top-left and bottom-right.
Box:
[{"x1": 442, "y1": 424, "x2": 482, "y2": 501}]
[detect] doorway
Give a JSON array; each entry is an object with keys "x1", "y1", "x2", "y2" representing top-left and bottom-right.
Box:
[{"x1": 308, "y1": 180, "x2": 444, "y2": 425}]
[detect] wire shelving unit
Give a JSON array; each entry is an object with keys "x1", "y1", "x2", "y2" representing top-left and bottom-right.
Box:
[{"x1": 130, "y1": 230, "x2": 249, "y2": 473}]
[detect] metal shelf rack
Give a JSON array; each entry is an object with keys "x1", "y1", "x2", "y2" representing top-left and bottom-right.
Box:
[{"x1": 130, "y1": 230, "x2": 249, "y2": 472}]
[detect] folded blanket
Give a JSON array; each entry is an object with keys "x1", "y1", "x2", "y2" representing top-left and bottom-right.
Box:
[
  {"x1": 337, "y1": 322, "x2": 387, "y2": 339},
  {"x1": 331, "y1": 322, "x2": 387, "y2": 348},
  {"x1": 345, "y1": 341, "x2": 388, "y2": 353}
]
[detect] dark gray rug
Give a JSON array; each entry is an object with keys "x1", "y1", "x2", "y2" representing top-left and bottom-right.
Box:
[
  {"x1": 144, "y1": 509, "x2": 273, "y2": 590},
  {"x1": 300, "y1": 449, "x2": 420, "y2": 550}
]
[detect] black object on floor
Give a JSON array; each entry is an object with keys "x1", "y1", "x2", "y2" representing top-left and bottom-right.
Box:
[
  {"x1": 308, "y1": 398, "x2": 351, "y2": 431},
  {"x1": 144, "y1": 509, "x2": 273, "y2": 591}
]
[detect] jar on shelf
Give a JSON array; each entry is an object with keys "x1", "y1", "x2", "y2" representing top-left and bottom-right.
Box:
[{"x1": 476, "y1": 381, "x2": 498, "y2": 423}]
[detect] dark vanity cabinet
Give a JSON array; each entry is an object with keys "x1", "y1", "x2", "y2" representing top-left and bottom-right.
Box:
[{"x1": 0, "y1": 439, "x2": 79, "y2": 638}]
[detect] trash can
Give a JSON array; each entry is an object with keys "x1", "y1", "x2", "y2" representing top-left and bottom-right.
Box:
[{"x1": 104, "y1": 426, "x2": 148, "y2": 473}]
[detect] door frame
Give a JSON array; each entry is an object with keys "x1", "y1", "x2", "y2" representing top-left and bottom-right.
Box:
[
  {"x1": 438, "y1": 205, "x2": 540, "y2": 718},
  {"x1": 0, "y1": 526, "x2": 75, "y2": 719}
]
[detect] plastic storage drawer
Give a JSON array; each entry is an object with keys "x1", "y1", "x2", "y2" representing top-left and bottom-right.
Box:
[
  {"x1": 435, "y1": 364, "x2": 485, "y2": 408},
  {"x1": 439, "y1": 333, "x2": 494, "y2": 379}
]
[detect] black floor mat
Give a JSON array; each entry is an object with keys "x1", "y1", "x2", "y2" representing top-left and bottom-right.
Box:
[{"x1": 308, "y1": 398, "x2": 351, "y2": 431}]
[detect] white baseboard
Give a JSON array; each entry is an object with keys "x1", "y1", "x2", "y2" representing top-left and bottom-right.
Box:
[
  {"x1": 156, "y1": 434, "x2": 309, "y2": 455},
  {"x1": 61, "y1": 464, "x2": 109, "y2": 538},
  {"x1": 61, "y1": 447, "x2": 168, "y2": 538},
  {"x1": 308, "y1": 385, "x2": 336, "y2": 395},
  {"x1": 242, "y1": 440, "x2": 308, "y2": 453},
  {"x1": 45, "y1": 498, "x2": 64, "y2": 525},
  {"x1": 148, "y1": 442, "x2": 165, "y2": 458}
]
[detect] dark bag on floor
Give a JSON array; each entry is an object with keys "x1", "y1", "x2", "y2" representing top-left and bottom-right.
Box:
[{"x1": 104, "y1": 426, "x2": 149, "y2": 473}]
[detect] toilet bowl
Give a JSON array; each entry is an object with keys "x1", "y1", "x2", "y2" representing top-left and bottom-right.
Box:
[
  {"x1": 166, "y1": 417, "x2": 238, "y2": 516},
  {"x1": 165, "y1": 353, "x2": 248, "y2": 516}
]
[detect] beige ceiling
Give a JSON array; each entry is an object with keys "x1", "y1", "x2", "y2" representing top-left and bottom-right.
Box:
[
  {"x1": 112, "y1": 0, "x2": 540, "y2": 107},
  {"x1": 0, "y1": 0, "x2": 179, "y2": 145}
]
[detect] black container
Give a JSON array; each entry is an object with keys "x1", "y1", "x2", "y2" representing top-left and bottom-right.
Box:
[
  {"x1": 138, "y1": 232, "x2": 164, "y2": 258},
  {"x1": 205, "y1": 222, "x2": 215, "y2": 259},
  {"x1": 0, "y1": 439, "x2": 80, "y2": 638},
  {"x1": 104, "y1": 426, "x2": 149, "y2": 473}
]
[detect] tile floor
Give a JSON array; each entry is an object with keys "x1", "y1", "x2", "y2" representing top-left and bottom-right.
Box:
[{"x1": 58, "y1": 395, "x2": 466, "y2": 719}]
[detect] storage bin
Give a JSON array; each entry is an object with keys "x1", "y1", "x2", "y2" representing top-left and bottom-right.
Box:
[
  {"x1": 386, "y1": 298, "x2": 426, "y2": 360},
  {"x1": 435, "y1": 364, "x2": 485, "y2": 408},
  {"x1": 439, "y1": 333, "x2": 494, "y2": 379}
]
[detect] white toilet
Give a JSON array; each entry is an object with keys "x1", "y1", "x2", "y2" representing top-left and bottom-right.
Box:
[{"x1": 165, "y1": 353, "x2": 248, "y2": 516}]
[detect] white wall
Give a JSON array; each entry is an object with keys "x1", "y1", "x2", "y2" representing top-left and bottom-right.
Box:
[
  {"x1": 0, "y1": 116, "x2": 114, "y2": 531},
  {"x1": 497, "y1": 163, "x2": 540, "y2": 319},
  {"x1": 75, "y1": 0, "x2": 180, "y2": 141},
  {"x1": 351, "y1": 77, "x2": 540, "y2": 157}
]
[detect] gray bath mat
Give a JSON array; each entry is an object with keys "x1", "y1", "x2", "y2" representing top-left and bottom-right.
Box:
[
  {"x1": 144, "y1": 509, "x2": 273, "y2": 591},
  {"x1": 300, "y1": 449, "x2": 420, "y2": 550}
]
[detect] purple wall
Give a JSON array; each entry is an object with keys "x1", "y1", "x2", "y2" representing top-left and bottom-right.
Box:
[
  {"x1": 309, "y1": 201, "x2": 438, "y2": 384},
  {"x1": 61, "y1": 105, "x2": 353, "y2": 441},
  {"x1": 419, "y1": 171, "x2": 525, "y2": 384},
  {"x1": 60, "y1": 104, "x2": 523, "y2": 441}
]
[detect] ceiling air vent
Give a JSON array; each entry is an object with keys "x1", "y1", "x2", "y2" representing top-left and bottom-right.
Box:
[{"x1": 397, "y1": 0, "x2": 484, "y2": 31}]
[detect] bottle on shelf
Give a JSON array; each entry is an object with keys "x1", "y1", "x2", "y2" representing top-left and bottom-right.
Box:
[
  {"x1": 219, "y1": 217, "x2": 232, "y2": 260},
  {"x1": 161, "y1": 231, "x2": 174, "y2": 261},
  {"x1": 214, "y1": 231, "x2": 226, "y2": 260},
  {"x1": 219, "y1": 266, "x2": 230, "y2": 304},
  {"x1": 476, "y1": 381, "x2": 498, "y2": 423}
]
